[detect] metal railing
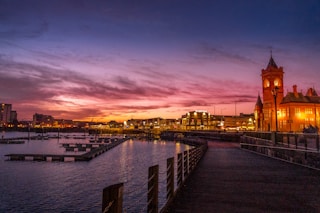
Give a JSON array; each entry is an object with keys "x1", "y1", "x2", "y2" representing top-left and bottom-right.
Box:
[
  {"x1": 242, "y1": 132, "x2": 320, "y2": 152},
  {"x1": 240, "y1": 132, "x2": 320, "y2": 170}
]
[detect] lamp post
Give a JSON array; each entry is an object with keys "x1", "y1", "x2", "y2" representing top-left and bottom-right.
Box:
[
  {"x1": 220, "y1": 108, "x2": 226, "y2": 130},
  {"x1": 271, "y1": 86, "x2": 279, "y2": 145},
  {"x1": 272, "y1": 86, "x2": 279, "y2": 132}
]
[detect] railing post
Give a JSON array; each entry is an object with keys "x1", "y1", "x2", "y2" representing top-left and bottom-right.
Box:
[
  {"x1": 295, "y1": 134, "x2": 298, "y2": 149},
  {"x1": 148, "y1": 165, "x2": 159, "y2": 213},
  {"x1": 197, "y1": 147, "x2": 202, "y2": 162},
  {"x1": 317, "y1": 134, "x2": 319, "y2": 152},
  {"x1": 167, "y1": 157, "x2": 174, "y2": 201},
  {"x1": 188, "y1": 148, "x2": 194, "y2": 172},
  {"x1": 195, "y1": 148, "x2": 199, "y2": 164},
  {"x1": 183, "y1": 150, "x2": 189, "y2": 179},
  {"x1": 102, "y1": 183, "x2": 123, "y2": 213},
  {"x1": 177, "y1": 153, "x2": 183, "y2": 188},
  {"x1": 305, "y1": 136, "x2": 308, "y2": 150}
]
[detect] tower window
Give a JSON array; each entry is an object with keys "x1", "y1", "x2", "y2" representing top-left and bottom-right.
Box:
[{"x1": 274, "y1": 78, "x2": 281, "y2": 87}]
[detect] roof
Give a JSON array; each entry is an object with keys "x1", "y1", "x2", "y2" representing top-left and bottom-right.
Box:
[
  {"x1": 255, "y1": 95, "x2": 263, "y2": 108},
  {"x1": 305, "y1": 96, "x2": 320, "y2": 103},
  {"x1": 281, "y1": 92, "x2": 320, "y2": 104},
  {"x1": 281, "y1": 92, "x2": 309, "y2": 103},
  {"x1": 267, "y1": 56, "x2": 278, "y2": 69}
]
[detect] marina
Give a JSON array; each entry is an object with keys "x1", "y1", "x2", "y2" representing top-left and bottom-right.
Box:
[
  {"x1": 5, "y1": 137, "x2": 128, "y2": 162},
  {"x1": 0, "y1": 131, "x2": 192, "y2": 212}
]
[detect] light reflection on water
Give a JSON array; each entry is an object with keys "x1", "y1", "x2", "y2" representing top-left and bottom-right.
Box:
[{"x1": 0, "y1": 132, "x2": 191, "y2": 212}]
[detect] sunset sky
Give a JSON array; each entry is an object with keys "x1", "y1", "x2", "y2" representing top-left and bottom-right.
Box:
[{"x1": 1, "y1": 0, "x2": 320, "y2": 121}]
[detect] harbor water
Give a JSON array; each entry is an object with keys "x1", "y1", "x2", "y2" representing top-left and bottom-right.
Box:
[{"x1": 0, "y1": 132, "x2": 192, "y2": 212}]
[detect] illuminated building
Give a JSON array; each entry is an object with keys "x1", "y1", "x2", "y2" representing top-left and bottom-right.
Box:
[
  {"x1": 33, "y1": 113, "x2": 54, "y2": 127},
  {"x1": 0, "y1": 103, "x2": 12, "y2": 127},
  {"x1": 124, "y1": 118, "x2": 178, "y2": 131},
  {"x1": 182, "y1": 110, "x2": 211, "y2": 130},
  {"x1": 180, "y1": 111, "x2": 254, "y2": 131},
  {"x1": 53, "y1": 119, "x2": 74, "y2": 128},
  {"x1": 223, "y1": 114, "x2": 255, "y2": 131},
  {"x1": 278, "y1": 86, "x2": 320, "y2": 132},
  {"x1": 255, "y1": 56, "x2": 320, "y2": 132}
]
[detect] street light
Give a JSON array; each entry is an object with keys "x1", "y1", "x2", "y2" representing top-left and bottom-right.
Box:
[
  {"x1": 220, "y1": 108, "x2": 226, "y2": 129},
  {"x1": 271, "y1": 86, "x2": 279, "y2": 132}
]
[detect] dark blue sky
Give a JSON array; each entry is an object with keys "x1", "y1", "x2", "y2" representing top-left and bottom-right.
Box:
[{"x1": 1, "y1": 0, "x2": 320, "y2": 121}]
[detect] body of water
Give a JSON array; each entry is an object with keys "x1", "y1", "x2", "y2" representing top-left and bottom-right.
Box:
[{"x1": 0, "y1": 132, "x2": 191, "y2": 212}]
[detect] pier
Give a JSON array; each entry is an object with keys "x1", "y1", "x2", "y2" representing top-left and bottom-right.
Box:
[
  {"x1": 5, "y1": 137, "x2": 129, "y2": 162},
  {"x1": 164, "y1": 140, "x2": 320, "y2": 212},
  {"x1": 100, "y1": 132, "x2": 320, "y2": 212},
  {"x1": 0, "y1": 139, "x2": 24, "y2": 144}
]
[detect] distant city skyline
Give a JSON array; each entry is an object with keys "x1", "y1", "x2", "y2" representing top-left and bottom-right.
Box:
[{"x1": 1, "y1": 0, "x2": 320, "y2": 121}]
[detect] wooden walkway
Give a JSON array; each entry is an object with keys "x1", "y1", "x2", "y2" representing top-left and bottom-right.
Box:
[{"x1": 165, "y1": 141, "x2": 320, "y2": 213}]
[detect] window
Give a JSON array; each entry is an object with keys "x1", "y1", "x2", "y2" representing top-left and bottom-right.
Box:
[
  {"x1": 280, "y1": 120, "x2": 286, "y2": 128},
  {"x1": 305, "y1": 108, "x2": 313, "y2": 114},
  {"x1": 295, "y1": 108, "x2": 300, "y2": 116},
  {"x1": 279, "y1": 109, "x2": 286, "y2": 118}
]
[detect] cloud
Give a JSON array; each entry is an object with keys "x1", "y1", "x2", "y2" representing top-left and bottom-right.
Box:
[
  {"x1": 0, "y1": 56, "x2": 187, "y2": 119},
  {"x1": 190, "y1": 42, "x2": 257, "y2": 65},
  {"x1": 0, "y1": 19, "x2": 48, "y2": 40}
]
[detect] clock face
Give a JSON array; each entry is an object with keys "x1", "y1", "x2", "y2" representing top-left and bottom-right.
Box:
[{"x1": 264, "y1": 79, "x2": 270, "y2": 88}]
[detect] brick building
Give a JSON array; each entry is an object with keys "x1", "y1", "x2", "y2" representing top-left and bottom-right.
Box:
[{"x1": 255, "y1": 56, "x2": 320, "y2": 132}]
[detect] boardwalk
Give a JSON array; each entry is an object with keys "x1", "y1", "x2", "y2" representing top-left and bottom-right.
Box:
[{"x1": 165, "y1": 141, "x2": 320, "y2": 213}]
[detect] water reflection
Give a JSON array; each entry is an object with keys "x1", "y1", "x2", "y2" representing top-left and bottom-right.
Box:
[{"x1": 0, "y1": 133, "x2": 191, "y2": 212}]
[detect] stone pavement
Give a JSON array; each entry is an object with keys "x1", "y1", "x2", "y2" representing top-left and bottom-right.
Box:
[{"x1": 164, "y1": 141, "x2": 320, "y2": 213}]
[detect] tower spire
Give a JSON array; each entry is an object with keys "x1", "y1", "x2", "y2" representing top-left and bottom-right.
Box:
[{"x1": 267, "y1": 49, "x2": 278, "y2": 69}]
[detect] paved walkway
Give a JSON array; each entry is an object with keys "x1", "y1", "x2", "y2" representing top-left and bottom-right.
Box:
[{"x1": 165, "y1": 141, "x2": 320, "y2": 213}]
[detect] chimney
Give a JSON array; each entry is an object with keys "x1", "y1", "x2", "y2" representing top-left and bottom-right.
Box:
[
  {"x1": 306, "y1": 88, "x2": 313, "y2": 97},
  {"x1": 293, "y1": 85, "x2": 298, "y2": 97}
]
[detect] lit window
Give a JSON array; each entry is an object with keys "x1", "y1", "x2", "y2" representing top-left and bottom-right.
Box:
[
  {"x1": 305, "y1": 108, "x2": 313, "y2": 114},
  {"x1": 274, "y1": 78, "x2": 281, "y2": 87}
]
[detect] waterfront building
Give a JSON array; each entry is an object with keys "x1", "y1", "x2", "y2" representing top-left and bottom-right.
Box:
[
  {"x1": 10, "y1": 111, "x2": 17, "y2": 122},
  {"x1": 124, "y1": 117, "x2": 178, "y2": 131},
  {"x1": 278, "y1": 86, "x2": 320, "y2": 132},
  {"x1": 255, "y1": 56, "x2": 320, "y2": 132},
  {"x1": 33, "y1": 113, "x2": 54, "y2": 127},
  {"x1": 53, "y1": 119, "x2": 74, "y2": 128},
  {"x1": 181, "y1": 110, "x2": 211, "y2": 130},
  {"x1": 223, "y1": 113, "x2": 255, "y2": 131},
  {"x1": 0, "y1": 103, "x2": 12, "y2": 127},
  {"x1": 181, "y1": 110, "x2": 254, "y2": 131}
]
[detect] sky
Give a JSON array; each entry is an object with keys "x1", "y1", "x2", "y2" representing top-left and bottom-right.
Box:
[{"x1": 1, "y1": 0, "x2": 320, "y2": 122}]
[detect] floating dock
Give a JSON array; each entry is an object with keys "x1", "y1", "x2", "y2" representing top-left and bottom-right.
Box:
[
  {"x1": 5, "y1": 138, "x2": 129, "y2": 162},
  {"x1": 0, "y1": 140, "x2": 25, "y2": 144}
]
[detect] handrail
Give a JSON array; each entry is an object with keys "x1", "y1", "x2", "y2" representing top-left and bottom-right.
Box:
[
  {"x1": 240, "y1": 135, "x2": 320, "y2": 170},
  {"x1": 241, "y1": 133, "x2": 320, "y2": 152}
]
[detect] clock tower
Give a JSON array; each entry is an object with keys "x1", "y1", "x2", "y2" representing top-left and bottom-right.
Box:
[{"x1": 261, "y1": 55, "x2": 284, "y2": 131}]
